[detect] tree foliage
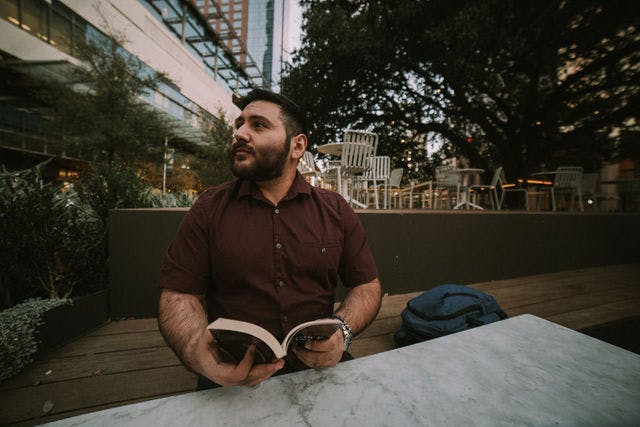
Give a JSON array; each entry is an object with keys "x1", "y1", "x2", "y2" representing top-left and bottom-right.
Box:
[
  {"x1": 32, "y1": 36, "x2": 171, "y2": 165},
  {"x1": 282, "y1": 0, "x2": 640, "y2": 179}
]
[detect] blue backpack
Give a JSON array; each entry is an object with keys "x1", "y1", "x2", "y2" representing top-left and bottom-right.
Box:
[{"x1": 394, "y1": 284, "x2": 508, "y2": 347}]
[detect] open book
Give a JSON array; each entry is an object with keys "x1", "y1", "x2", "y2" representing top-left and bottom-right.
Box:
[{"x1": 207, "y1": 317, "x2": 342, "y2": 364}]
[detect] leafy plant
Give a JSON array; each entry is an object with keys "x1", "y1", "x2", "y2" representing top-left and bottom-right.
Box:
[
  {"x1": 0, "y1": 298, "x2": 70, "y2": 382},
  {"x1": 0, "y1": 163, "x2": 103, "y2": 308}
]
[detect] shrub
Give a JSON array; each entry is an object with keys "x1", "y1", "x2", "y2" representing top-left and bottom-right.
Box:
[
  {"x1": 0, "y1": 163, "x2": 103, "y2": 308},
  {"x1": 0, "y1": 298, "x2": 70, "y2": 382}
]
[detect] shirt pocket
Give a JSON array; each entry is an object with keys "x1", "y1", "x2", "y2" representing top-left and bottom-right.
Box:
[{"x1": 290, "y1": 240, "x2": 341, "y2": 276}]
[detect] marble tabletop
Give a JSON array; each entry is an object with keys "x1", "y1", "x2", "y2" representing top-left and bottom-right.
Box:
[{"x1": 43, "y1": 314, "x2": 640, "y2": 426}]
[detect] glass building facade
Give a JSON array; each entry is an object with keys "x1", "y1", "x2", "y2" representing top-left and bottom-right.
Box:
[{"x1": 193, "y1": 0, "x2": 286, "y2": 89}]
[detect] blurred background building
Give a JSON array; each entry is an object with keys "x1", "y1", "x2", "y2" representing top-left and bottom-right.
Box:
[{"x1": 0, "y1": 0, "x2": 296, "y2": 178}]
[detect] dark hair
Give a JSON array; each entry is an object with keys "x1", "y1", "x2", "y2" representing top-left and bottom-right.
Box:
[{"x1": 233, "y1": 88, "x2": 308, "y2": 137}]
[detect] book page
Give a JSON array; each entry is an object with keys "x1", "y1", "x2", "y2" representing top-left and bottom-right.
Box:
[
  {"x1": 209, "y1": 329, "x2": 280, "y2": 364},
  {"x1": 208, "y1": 318, "x2": 286, "y2": 360}
]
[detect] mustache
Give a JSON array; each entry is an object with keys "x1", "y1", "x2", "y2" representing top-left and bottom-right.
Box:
[{"x1": 231, "y1": 140, "x2": 255, "y2": 155}]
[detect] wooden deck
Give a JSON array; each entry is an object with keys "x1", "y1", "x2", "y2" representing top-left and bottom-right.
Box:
[{"x1": 2, "y1": 263, "x2": 639, "y2": 426}]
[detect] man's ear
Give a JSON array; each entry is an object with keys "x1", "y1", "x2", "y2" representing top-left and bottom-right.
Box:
[{"x1": 290, "y1": 133, "x2": 308, "y2": 160}]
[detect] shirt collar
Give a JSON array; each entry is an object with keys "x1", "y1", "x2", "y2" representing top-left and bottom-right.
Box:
[{"x1": 236, "y1": 171, "x2": 312, "y2": 202}]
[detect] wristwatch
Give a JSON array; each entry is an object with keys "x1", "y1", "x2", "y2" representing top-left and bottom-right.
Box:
[{"x1": 331, "y1": 314, "x2": 353, "y2": 351}]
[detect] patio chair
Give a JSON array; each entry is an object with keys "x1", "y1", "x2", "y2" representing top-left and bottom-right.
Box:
[
  {"x1": 433, "y1": 165, "x2": 460, "y2": 209},
  {"x1": 297, "y1": 151, "x2": 316, "y2": 175},
  {"x1": 297, "y1": 151, "x2": 322, "y2": 187},
  {"x1": 467, "y1": 167, "x2": 503, "y2": 209},
  {"x1": 581, "y1": 173, "x2": 620, "y2": 211},
  {"x1": 539, "y1": 166, "x2": 584, "y2": 211},
  {"x1": 398, "y1": 180, "x2": 434, "y2": 209},
  {"x1": 323, "y1": 129, "x2": 378, "y2": 208},
  {"x1": 387, "y1": 168, "x2": 405, "y2": 208},
  {"x1": 499, "y1": 170, "x2": 529, "y2": 210},
  {"x1": 354, "y1": 156, "x2": 391, "y2": 209}
]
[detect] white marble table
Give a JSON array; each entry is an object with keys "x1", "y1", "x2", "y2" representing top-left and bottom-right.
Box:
[{"x1": 44, "y1": 315, "x2": 640, "y2": 426}]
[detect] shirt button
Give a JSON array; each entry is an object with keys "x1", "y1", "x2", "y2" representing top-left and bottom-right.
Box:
[
  {"x1": 321, "y1": 247, "x2": 327, "y2": 253},
  {"x1": 274, "y1": 208, "x2": 280, "y2": 214},
  {"x1": 283, "y1": 316, "x2": 288, "y2": 322},
  {"x1": 278, "y1": 280, "x2": 285, "y2": 287},
  {"x1": 275, "y1": 242, "x2": 282, "y2": 249}
]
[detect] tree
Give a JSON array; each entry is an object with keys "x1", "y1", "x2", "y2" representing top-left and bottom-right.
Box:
[
  {"x1": 189, "y1": 108, "x2": 236, "y2": 192},
  {"x1": 282, "y1": 0, "x2": 640, "y2": 180},
  {"x1": 31, "y1": 35, "x2": 171, "y2": 165}
]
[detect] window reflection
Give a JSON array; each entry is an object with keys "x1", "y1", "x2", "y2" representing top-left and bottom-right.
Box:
[
  {"x1": 50, "y1": 8, "x2": 72, "y2": 54},
  {"x1": 21, "y1": 0, "x2": 48, "y2": 40}
]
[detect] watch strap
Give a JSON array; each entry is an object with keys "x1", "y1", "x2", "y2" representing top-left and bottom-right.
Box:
[{"x1": 331, "y1": 313, "x2": 353, "y2": 351}]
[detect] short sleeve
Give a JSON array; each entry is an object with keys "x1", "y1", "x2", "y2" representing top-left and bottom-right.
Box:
[
  {"x1": 337, "y1": 197, "x2": 379, "y2": 288},
  {"x1": 157, "y1": 200, "x2": 211, "y2": 294}
]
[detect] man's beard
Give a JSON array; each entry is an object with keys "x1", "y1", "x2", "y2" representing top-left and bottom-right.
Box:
[{"x1": 229, "y1": 137, "x2": 290, "y2": 181}]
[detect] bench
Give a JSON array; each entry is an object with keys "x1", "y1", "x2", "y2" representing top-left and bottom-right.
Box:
[
  {"x1": 350, "y1": 263, "x2": 640, "y2": 357},
  {"x1": 3, "y1": 263, "x2": 638, "y2": 425}
]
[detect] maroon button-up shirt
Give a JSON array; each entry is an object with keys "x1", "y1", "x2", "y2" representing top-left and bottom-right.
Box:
[{"x1": 158, "y1": 172, "x2": 379, "y2": 341}]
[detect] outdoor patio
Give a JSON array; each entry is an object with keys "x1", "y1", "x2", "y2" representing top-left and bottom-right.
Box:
[{"x1": 1, "y1": 263, "x2": 639, "y2": 426}]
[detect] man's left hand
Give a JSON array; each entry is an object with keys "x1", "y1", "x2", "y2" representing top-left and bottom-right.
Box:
[{"x1": 291, "y1": 328, "x2": 344, "y2": 369}]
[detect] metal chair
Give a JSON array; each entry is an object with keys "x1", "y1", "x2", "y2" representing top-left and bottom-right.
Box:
[
  {"x1": 297, "y1": 151, "x2": 316, "y2": 175},
  {"x1": 539, "y1": 166, "x2": 584, "y2": 211},
  {"x1": 499, "y1": 169, "x2": 529, "y2": 210},
  {"x1": 467, "y1": 167, "x2": 503, "y2": 209},
  {"x1": 323, "y1": 130, "x2": 378, "y2": 208},
  {"x1": 387, "y1": 168, "x2": 405, "y2": 208},
  {"x1": 355, "y1": 156, "x2": 391, "y2": 209},
  {"x1": 433, "y1": 165, "x2": 460, "y2": 209}
]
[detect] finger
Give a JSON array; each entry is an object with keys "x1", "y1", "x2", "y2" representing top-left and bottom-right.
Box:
[
  {"x1": 243, "y1": 359, "x2": 284, "y2": 386},
  {"x1": 293, "y1": 346, "x2": 340, "y2": 369},
  {"x1": 235, "y1": 344, "x2": 256, "y2": 374}
]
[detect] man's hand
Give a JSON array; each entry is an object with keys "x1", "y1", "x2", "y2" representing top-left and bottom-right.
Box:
[
  {"x1": 291, "y1": 328, "x2": 344, "y2": 369},
  {"x1": 158, "y1": 290, "x2": 283, "y2": 387},
  {"x1": 195, "y1": 329, "x2": 284, "y2": 387}
]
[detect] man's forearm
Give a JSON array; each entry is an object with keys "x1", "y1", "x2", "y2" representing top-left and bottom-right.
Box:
[
  {"x1": 335, "y1": 278, "x2": 382, "y2": 335},
  {"x1": 158, "y1": 289, "x2": 208, "y2": 372}
]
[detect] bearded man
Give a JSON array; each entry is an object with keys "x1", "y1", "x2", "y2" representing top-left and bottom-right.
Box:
[{"x1": 157, "y1": 89, "x2": 381, "y2": 388}]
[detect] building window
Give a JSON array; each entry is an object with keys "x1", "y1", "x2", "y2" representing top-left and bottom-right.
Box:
[
  {"x1": 21, "y1": 0, "x2": 48, "y2": 41},
  {"x1": 0, "y1": 0, "x2": 20, "y2": 25},
  {"x1": 50, "y1": 7, "x2": 72, "y2": 54}
]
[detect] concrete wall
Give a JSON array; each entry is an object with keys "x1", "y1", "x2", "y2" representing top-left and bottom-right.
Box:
[{"x1": 109, "y1": 209, "x2": 640, "y2": 319}]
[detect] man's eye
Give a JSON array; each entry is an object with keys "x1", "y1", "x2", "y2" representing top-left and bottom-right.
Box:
[{"x1": 254, "y1": 122, "x2": 265, "y2": 128}]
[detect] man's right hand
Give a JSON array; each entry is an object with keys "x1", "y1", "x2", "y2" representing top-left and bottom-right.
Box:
[{"x1": 194, "y1": 329, "x2": 284, "y2": 387}]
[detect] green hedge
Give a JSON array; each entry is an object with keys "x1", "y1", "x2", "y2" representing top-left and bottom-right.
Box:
[{"x1": 0, "y1": 298, "x2": 70, "y2": 382}]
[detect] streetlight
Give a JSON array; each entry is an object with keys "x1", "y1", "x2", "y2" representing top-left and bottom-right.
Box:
[{"x1": 163, "y1": 135, "x2": 176, "y2": 194}]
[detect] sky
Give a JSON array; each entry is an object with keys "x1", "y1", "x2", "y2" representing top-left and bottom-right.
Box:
[{"x1": 286, "y1": 0, "x2": 304, "y2": 55}]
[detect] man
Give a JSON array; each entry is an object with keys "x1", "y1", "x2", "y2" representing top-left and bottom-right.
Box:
[{"x1": 157, "y1": 89, "x2": 381, "y2": 388}]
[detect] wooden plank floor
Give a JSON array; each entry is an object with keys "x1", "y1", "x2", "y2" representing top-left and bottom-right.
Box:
[{"x1": 1, "y1": 263, "x2": 639, "y2": 426}]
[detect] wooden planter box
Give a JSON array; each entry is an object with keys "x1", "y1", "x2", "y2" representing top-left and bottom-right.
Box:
[{"x1": 36, "y1": 289, "x2": 110, "y2": 355}]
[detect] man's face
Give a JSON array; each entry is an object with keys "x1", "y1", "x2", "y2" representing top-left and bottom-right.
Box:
[{"x1": 230, "y1": 100, "x2": 291, "y2": 181}]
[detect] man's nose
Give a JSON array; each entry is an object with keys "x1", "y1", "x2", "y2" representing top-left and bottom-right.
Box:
[{"x1": 233, "y1": 124, "x2": 250, "y2": 143}]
